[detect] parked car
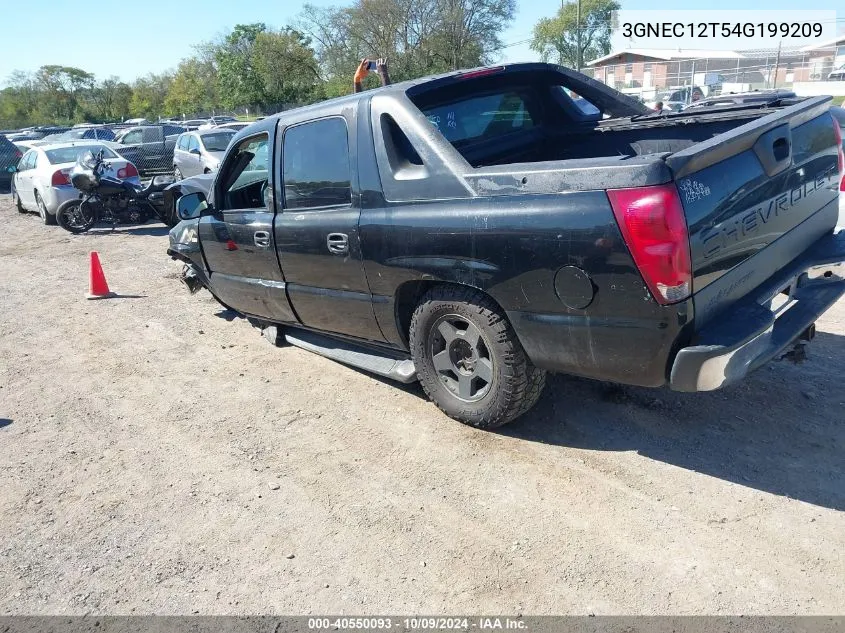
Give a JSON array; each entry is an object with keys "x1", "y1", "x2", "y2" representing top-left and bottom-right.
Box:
[
  {"x1": 107, "y1": 124, "x2": 185, "y2": 175},
  {"x1": 33, "y1": 126, "x2": 71, "y2": 137},
  {"x1": 35, "y1": 126, "x2": 116, "y2": 145},
  {"x1": 215, "y1": 122, "x2": 251, "y2": 132},
  {"x1": 684, "y1": 89, "x2": 798, "y2": 110},
  {"x1": 173, "y1": 129, "x2": 235, "y2": 179},
  {"x1": 828, "y1": 65, "x2": 845, "y2": 81},
  {"x1": 6, "y1": 130, "x2": 45, "y2": 142},
  {"x1": 199, "y1": 116, "x2": 238, "y2": 129},
  {"x1": 0, "y1": 135, "x2": 23, "y2": 191},
  {"x1": 646, "y1": 86, "x2": 705, "y2": 112},
  {"x1": 11, "y1": 142, "x2": 140, "y2": 224},
  {"x1": 13, "y1": 140, "x2": 40, "y2": 153},
  {"x1": 181, "y1": 119, "x2": 208, "y2": 131},
  {"x1": 168, "y1": 62, "x2": 845, "y2": 428}
]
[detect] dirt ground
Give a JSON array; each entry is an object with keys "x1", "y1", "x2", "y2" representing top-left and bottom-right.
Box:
[{"x1": 1, "y1": 194, "x2": 844, "y2": 616}]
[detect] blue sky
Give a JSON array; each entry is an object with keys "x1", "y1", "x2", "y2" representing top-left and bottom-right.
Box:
[{"x1": 0, "y1": 0, "x2": 841, "y2": 84}]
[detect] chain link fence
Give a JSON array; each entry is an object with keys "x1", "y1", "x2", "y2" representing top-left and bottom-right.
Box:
[
  {"x1": 0, "y1": 118, "x2": 248, "y2": 188},
  {"x1": 585, "y1": 46, "x2": 845, "y2": 106}
]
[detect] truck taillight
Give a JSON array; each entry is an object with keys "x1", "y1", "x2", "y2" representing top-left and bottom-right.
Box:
[
  {"x1": 607, "y1": 183, "x2": 691, "y2": 305},
  {"x1": 117, "y1": 163, "x2": 139, "y2": 179},
  {"x1": 51, "y1": 169, "x2": 70, "y2": 186},
  {"x1": 14, "y1": 150, "x2": 22, "y2": 159}
]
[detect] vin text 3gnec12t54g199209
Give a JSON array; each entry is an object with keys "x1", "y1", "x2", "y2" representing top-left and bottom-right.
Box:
[{"x1": 167, "y1": 63, "x2": 845, "y2": 429}]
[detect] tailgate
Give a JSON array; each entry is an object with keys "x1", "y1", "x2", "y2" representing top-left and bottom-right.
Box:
[{"x1": 666, "y1": 96, "x2": 841, "y2": 326}]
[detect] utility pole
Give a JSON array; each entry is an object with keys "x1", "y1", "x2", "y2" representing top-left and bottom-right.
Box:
[{"x1": 576, "y1": 0, "x2": 582, "y2": 71}]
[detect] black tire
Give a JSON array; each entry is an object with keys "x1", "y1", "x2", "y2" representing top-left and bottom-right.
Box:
[
  {"x1": 409, "y1": 285, "x2": 546, "y2": 429},
  {"x1": 13, "y1": 188, "x2": 25, "y2": 214},
  {"x1": 56, "y1": 199, "x2": 95, "y2": 234},
  {"x1": 35, "y1": 191, "x2": 56, "y2": 225}
]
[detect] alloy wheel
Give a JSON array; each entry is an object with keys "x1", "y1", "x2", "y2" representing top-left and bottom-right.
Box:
[{"x1": 428, "y1": 314, "x2": 495, "y2": 402}]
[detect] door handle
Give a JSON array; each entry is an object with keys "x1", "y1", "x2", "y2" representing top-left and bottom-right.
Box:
[
  {"x1": 254, "y1": 231, "x2": 271, "y2": 248},
  {"x1": 326, "y1": 233, "x2": 349, "y2": 255}
]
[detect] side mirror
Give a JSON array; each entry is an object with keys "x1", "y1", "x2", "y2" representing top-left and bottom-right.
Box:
[
  {"x1": 189, "y1": 148, "x2": 201, "y2": 156},
  {"x1": 176, "y1": 192, "x2": 208, "y2": 220}
]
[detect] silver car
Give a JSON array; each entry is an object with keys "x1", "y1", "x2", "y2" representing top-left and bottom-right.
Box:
[
  {"x1": 173, "y1": 129, "x2": 235, "y2": 179},
  {"x1": 12, "y1": 142, "x2": 140, "y2": 225}
]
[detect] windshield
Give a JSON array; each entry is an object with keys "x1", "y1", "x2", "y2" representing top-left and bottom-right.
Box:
[
  {"x1": 45, "y1": 145, "x2": 118, "y2": 165},
  {"x1": 200, "y1": 132, "x2": 235, "y2": 152}
]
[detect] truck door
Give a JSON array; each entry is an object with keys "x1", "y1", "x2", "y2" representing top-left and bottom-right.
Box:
[
  {"x1": 115, "y1": 128, "x2": 144, "y2": 171},
  {"x1": 274, "y1": 115, "x2": 386, "y2": 342},
  {"x1": 141, "y1": 127, "x2": 165, "y2": 172},
  {"x1": 198, "y1": 131, "x2": 296, "y2": 323}
]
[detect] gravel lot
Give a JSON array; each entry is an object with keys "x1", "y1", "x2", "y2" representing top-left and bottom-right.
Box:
[{"x1": 1, "y1": 194, "x2": 844, "y2": 615}]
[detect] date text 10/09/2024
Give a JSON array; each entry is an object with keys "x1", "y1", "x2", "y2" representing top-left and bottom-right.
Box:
[
  {"x1": 621, "y1": 22, "x2": 823, "y2": 39},
  {"x1": 307, "y1": 617, "x2": 528, "y2": 630}
]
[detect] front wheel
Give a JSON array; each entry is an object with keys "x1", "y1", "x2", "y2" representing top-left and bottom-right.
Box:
[
  {"x1": 56, "y1": 199, "x2": 96, "y2": 234},
  {"x1": 409, "y1": 286, "x2": 546, "y2": 429}
]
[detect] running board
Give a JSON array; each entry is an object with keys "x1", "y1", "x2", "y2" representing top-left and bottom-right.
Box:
[{"x1": 282, "y1": 329, "x2": 418, "y2": 384}]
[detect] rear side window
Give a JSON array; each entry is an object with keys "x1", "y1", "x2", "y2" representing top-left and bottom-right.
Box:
[
  {"x1": 283, "y1": 117, "x2": 351, "y2": 210},
  {"x1": 177, "y1": 135, "x2": 189, "y2": 150},
  {"x1": 201, "y1": 132, "x2": 235, "y2": 152},
  {"x1": 421, "y1": 91, "x2": 535, "y2": 144},
  {"x1": 121, "y1": 130, "x2": 143, "y2": 144}
]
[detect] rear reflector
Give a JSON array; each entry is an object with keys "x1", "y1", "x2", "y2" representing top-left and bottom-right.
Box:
[
  {"x1": 51, "y1": 169, "x2": 71, "y2": 186},
  {"x1": 607, "y1": 183, "x2": 692, "y2": 305},
  {"x1": 117, "y1": 163, "x2": 139, "y2": 179}
]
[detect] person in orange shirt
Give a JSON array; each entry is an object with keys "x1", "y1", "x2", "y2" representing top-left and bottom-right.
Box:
[{"x1": 354, "y1": 58, "x2": 391, "y2": 93}]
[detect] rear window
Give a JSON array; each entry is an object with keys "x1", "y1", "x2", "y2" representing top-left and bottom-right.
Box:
[
  {"x1": 201, "y1": 131, "x2": 235, "y2": 152},
  {"x1": 45, "y1": 145, "x2": 118, "y2": 164},
  {"x1": 421, "y1": 91, "x2": 535, "y2": 144}
]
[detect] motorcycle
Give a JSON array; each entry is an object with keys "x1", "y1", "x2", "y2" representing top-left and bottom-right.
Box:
[{"x1": 55, "y1": 150, "x2": 176, "y2": 233}]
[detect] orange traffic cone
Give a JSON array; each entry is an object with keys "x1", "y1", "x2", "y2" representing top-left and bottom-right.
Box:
[{"x1": 86, "y1": 251, "x2": 115, "y2": 300}]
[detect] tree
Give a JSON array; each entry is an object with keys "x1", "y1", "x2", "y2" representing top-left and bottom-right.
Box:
[
  {"x1": 130, "y1": 73, "x2": 173, "y2": 119},
  {"x1": 531, "y1": 0, "x2": 619, "y2": 70},
  {"x1": 297, "y1": 0, "x2": 515, "y2": 88},
  {"x1": 34, "y1": 65, "x2": 95, "y2": 121},
  {"x1": 253, "y1": 28, "x2": 322, "y2": 109},
  {"x1": 165, "y1": 58, "x2": 219, "y2": 117},
  {"x1": 427, "y1": 0, "x2": 516, "y2": 70},
  {"x1": 90, "y1": 76, "x2": 134, "y2": 121},
  {"x1": 0, "y1": 72, "x2": 39, "y2": 127},
  {"x1": 215, "y1": 23, "x2": 268, "y2": 111}
]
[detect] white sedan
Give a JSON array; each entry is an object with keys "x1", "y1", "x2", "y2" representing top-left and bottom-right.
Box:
[{"x1": 11, "y1": 142, "x2": 140, "y2": 225}]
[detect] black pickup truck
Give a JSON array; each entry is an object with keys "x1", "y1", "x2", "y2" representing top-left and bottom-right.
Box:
[
  {"x1": 168, "y1": 63, "x2": 845, "y2": 428},
  {"x1": 108, "y1": 124, "x2": 185, "y2": 175}
]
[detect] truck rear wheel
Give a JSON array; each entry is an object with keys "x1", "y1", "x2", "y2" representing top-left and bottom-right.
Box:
[{"x1": 409, "y1": 286, "x2": 546, "y2": 429}]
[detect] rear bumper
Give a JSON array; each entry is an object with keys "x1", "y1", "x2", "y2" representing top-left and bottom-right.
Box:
[
  {"x1": 40, "y1": 185, "x2": 79, "y2": 215},
  {"x1": 670, "y1": 230, "x2": 845, "y2": 392}
]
